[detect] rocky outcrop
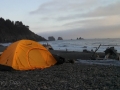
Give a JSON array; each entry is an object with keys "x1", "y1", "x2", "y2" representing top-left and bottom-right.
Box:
[
  {"x1": 77, "y1": 37, "x2": 84, "y2": 40},
  {"x1": 58, "y1": 37, "x2": 63, "y2": 40},
  {"x1": 48, "y1": 36, "x2": 55, "y2": 41},
  {"x1": 0, "y1": 17, "x2": 46, "y2": 43}
]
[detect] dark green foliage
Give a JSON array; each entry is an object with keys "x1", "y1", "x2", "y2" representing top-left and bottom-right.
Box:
[{"x1": 0, "y1": 17, "x2": 46, "y2": 43}]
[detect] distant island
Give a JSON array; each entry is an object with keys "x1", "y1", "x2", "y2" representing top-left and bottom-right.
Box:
[
  {"x1": 48, "y1": 36, "x2": 63, "y2": 41},
  {"x1": 48, "y1": 36, "x2": 55, "y2": 41},
  {"x1": 58, "y1": 37, "x2": 63, "y2": 40},
  {"x1": 0, "y1": 17, "x2": 46, "y2": 43},
  {"x1": 77, "y1": 37, "x2": 84, "y2": 40}
]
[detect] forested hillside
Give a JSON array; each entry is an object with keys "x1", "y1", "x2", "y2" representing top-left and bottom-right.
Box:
[{"x1": 0, "y1": 17, "x2": 46, "y2": 43}]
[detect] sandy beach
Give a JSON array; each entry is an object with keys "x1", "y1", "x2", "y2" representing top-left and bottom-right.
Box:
[{"x1": 0, "y1": 46, "x2": 120, "y2": 89}]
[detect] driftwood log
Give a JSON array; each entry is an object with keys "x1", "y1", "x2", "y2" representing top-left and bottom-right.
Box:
[
  {"x1": 104, "y1": 47, "x2": 120, "y2": 60},
  {"x1": 90, "y1": 44, "x2": 101, "y2": 60}
]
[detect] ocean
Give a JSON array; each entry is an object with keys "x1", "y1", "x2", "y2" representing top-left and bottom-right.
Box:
[
  {"x1": 1, "y1": 38, "x2": 120, "y2": 53},
  {"x1": 40, "y1": 38, "x2": 120, "y2": 53},
  {"x1": 1, "y1": 38, "x2": 120, "y2": 66}
]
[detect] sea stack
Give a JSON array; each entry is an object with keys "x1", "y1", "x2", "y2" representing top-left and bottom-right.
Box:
[
  {"x1": 48, "y1": 36, "x2": 55, "y2": 41},
  {"x1": 58, "y1": 37, "x2": 63, "y2": 40}
]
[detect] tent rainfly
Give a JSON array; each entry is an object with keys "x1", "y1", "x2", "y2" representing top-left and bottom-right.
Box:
[{"x1": 0, "y1": 40, "x2": 57, "y2": 70}]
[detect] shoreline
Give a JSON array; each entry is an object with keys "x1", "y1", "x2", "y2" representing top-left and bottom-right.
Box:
[
  {"x1": 0, "y1": 46, "x2": 120, "y2": 89},
  {"x1": 0, "y1": 46, "x2": 115, "y2": 60}
]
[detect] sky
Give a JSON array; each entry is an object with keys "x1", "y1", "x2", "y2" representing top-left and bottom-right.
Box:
[{"x1": 0, "y1": 0, "x2": 120, "y2": 40}]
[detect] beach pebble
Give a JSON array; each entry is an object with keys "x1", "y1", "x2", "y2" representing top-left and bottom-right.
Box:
[{"x1": 0, "y1": 63, "x2": 119, "y2": 89}]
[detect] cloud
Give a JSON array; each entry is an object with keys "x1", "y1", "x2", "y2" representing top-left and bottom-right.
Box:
[
  {"x1": 56, "y1": 2, "x2": 120, "y2": 21},
  {"x1": 62, "y1": 15, "x2": 120, "y2": 28},
  {"x1": 81, "y1": 2, "x2": 120, "y2": 17},
  {"x1": 30, "y1": 0, "x2": 84, "y2": 14},
  {"x1": 38, "y1": 14, "x2": 120, "y2": 39},
  {"x1": 29, "y1": 0, "x2": 120, "y2": 23},
  {"x1": 29, "y1": 0, "x2": 120, "y2": 39},
  {"x1": 39, "y1": 25, "x2": 120, "y2": 39},
  {"x1": 30, "y1": 0, "x2": 118, "y2": 18}
]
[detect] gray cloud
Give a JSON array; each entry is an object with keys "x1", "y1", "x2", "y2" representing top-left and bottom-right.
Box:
[
  {"x1": 62, "y1": 15, "x2": 120, "y2": 28},
  {"x1": 29, "y1": 0, "x2": 120, "y2": 39},
  {"x1": 56, "y1": 2, "x2": 120, "y2": 21},
  {"x1": 81, "y1": 2, "x2": 120, "y2": 17},
  {"x1": 30, "y1": 1, "x2": 68, "y2": 15},
  {"x1": 29, "y1": 0, "x2": 120, "y2": 22},
  {"x1": 30, "y1": 0, "x2": 114, "y2": 19},
  {"x1": 30, "y1": 0, "x2": 84, "y2": 14},
  {"x1": 39, "y1": 25, "x2": 120, "y2": 39}
]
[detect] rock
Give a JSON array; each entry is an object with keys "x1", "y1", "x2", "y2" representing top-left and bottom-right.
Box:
[
  {"x1": 77, "y1": 37, "x2": 84, "y2": 40},
  {"x1": 48, "y1": 36, "x2": 55, "y2": 41},
  {"x1": 58, "y1": 37, "x2": 63, "y2": 40},
  {"x1": 83, "y1": 49, "x2": 91, "y2": 53}
]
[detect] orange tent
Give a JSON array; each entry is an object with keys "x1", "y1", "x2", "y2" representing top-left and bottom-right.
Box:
[{"x1": 0, "y1": 40, "x2": 57, "y2": 70}]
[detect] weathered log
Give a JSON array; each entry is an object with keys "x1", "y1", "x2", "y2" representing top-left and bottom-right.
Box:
[{"x1": 91, "y1": 44, "x2": 101, "y2": 60}]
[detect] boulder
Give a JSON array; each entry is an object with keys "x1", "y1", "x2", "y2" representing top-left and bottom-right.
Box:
[{"x1": 58, "y1": 37, "x2": 63, "y2": 40}]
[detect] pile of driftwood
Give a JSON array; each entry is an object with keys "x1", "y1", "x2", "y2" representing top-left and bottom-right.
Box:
[{"x1": 90, "y1": 44, "x2": 120, "y2": 60}]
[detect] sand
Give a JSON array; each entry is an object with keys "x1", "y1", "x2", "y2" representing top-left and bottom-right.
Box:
[{"x1": 0, "y1": 46, "x2": 120, "y2": 89}]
